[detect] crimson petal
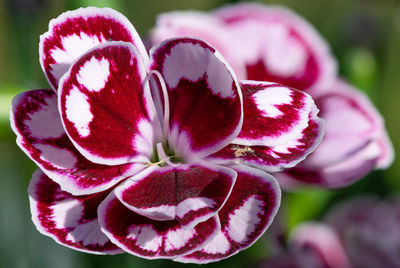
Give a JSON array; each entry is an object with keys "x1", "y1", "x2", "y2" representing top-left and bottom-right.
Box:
[
  {"x1": 10, "y1": 89, "x2": 144, "y2": 195},
  {"x1": 59, "y1": 42, "x2": 160, "y2": 165},
  {"x1": 275, "y1": 80, "x2": 392, "y2": 188},
  {"x1": 177, "y1": 165, "x2": 280, "y2": 263},
  {"x1": 149, "y1": 37, "x2": 243, "y2": 161},
  {"x1": 40, "y1": 7, "x2": 148, "y2": 90},
  {"x1": 209, "y1": 81, "x2": 324, "y2": 172},
  {"x1": 28, "y1": 169, "x2": 123, "y2": 254},
  {"x1": 98, "y1": 192, "x2": 220, "y2": 259},
  {"x1": 114, "y1": 163, "x2": 236, "y2": 227}
]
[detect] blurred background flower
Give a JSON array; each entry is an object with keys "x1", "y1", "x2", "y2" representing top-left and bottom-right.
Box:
[{"x1": 1, "y1": 0, "x2": 399, "y2": 267}]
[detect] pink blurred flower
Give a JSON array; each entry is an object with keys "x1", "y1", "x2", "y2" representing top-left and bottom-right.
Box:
[
  {"x1": 10, "y1": 7, "x2": 323, "y2": 263},
  {"x1": 259, "y1": 222, "x2": 351, "y2": 268},
  {"x1": 326, "y1": 197, "x2": 400, "y2": 268},
  {"x1": 261, "y1": 197, "x2": 400, "y2": 268},
  {"x1": 150, "y1": 2, "x2": 394, "y2": 188}
]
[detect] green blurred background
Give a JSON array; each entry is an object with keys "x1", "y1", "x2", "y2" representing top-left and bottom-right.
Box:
[{"x1": 0, "y1": 0, "x2": 399, "y2": 267}]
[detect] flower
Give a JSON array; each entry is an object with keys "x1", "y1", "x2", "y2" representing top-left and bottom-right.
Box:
[
  {"x1": 259, "y1": 222, "x2": 351, "y2": 268},
  {"x1": 150, "y1": 2, "x2": 394, "y2": 188},
  {"x1": 261, "y1": 197, "x2": 400, "y2": 268},
  {"x1": 326, "y1": 197, "x2": 400, "y2": 268},
  {"x1": 10, "y1": 7, "x2": 323, "y2": 263}
]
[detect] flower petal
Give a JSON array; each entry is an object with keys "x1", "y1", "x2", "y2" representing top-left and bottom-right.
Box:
[
  {"x1": 59, "y1": 42, "x2": 160, "y2": 166},
  {"x1": 274, "y1": 80, "x2": 392, "y2": 188},
  {"x1": 149, "y1": 37, "x2": 243, "y2": 161},
  {"x1": 177, "y1": 165, "x2": 280, "y2": 264},
  {"x1": 215, "y1": 3, "x2": 337, "y2": 93},
  {"x1": 150, "y1": 3, "x2": 337, "y2": 93},
  {"x1": 98, "y1": 192, "x2": 220, "y2": 259},
  {"x1": 234, "y1": 81, "x2": 321, "y2": 147},
  {"x1": 275, "y1": 140, "x2": 381, "y2": 188},
  {"x1": 28, "y1": 169, "x2": 123, "y2": 254},
  {"x1": 210, "y1": 115, "x2": 323, "y2": 172},
  {"x1": 376, "y1": 131, "x2": 394, "y2": 169},
  {"x1": 40, "y1": 7, "x2": 148, "y2": 90},
  {"x1": 208, "y1": 81, "x2": 324, "y2": 172},
  {"x1": 10, "y1": 89, "x2": 144, "y2": 195},
  {"x1": 114, "y1": 163, "x2": 236, "y2": 228},
  {"x1": 150, "y1": 11, "x2": 246, "y2": 78},
  {"x1": 290, "y1": 223, "x2": 351, "y2": 268}
]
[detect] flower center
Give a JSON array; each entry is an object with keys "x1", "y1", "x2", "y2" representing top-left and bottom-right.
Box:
[{"x1": 148, "y1": 142, "x2": 182, "y2": 167}]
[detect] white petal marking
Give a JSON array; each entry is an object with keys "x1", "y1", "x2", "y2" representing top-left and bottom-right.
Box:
[
  {"x1": 51, "y1": 199, "x2": 83, "y2": 229},
  {"x1": 206, "y1": 53, "x2": 234, "y2": 98},
  {"x1": 34, "y1": 143, "x2": 77, "y2": 169},
  {"x1": 65, "y1": 87, "x2": 93, "y2": 137},
  {"x1": 163, "y1": 42, "x2": 235, "y2": 99},
  {"x1": 227, "y1": 195, "x2": 264, "y2": 243},
  {"x1": 132, "y1": 119, "x2": 155, "y2": 159},
  {"x1": 51, "y1": 33, "x2": 106, "y2": 64},
  {"x1": 128, "y1": 225, "x2": 162, "y2": 252},
  {"x1": 165, "y1": 227, "x2": 196, "y2": 251},
  {"x1": 202, "y1": 230, "x2": 230, "y2": 254},
  {"x1": 25, "y1": 96, "x2": 65, "y2": 139},
  {"x1": 77, "y1": 57, "x2": 110, "y2": 92},
  {"x1": 253, "y1": 86, "x2": 293, "y2": 118},
  {"x1": 163, "y1": 43, "x2": 207, "y2": 89},
  {"x1": 66, "y1": 219, "x2": 109, "y2": 246},
  {"x1": 176, "y1": 197, "x2": 216, "y2": 218}
]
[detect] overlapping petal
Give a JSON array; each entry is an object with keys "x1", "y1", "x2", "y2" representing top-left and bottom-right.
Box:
[
  {"x1": 9, "y1": 5, "x2": 343, "y2": 263},
  {"x1": 10, "y1": 89, "x2": 144, "y2": 195},
  {"x1": 177, "y1": 165, "x2": 280, "y2": 263},
  {"x1": 98, "y1": 193, "x2": 220, "y2": 259},
  {"x1": 114, "y1": 163, "x2": 236, "y2": 227},
  {"x1": 275, "y1": 81, "x2": 393, "y2": 188},
  {"x1": 208, "y1": 81, "x2": 324, "y2": 172},
  {"x1": 28, "y1": 169, "x2": 123, "y2": 254},
  {"x1": 59, "y1": 42, "x2": 160, "y2": 166},
  {"x1": 150, "y1": 3, "x2": 337, "y2": 93},
  {"x1": 40, "y1": 7, "x2": 148, "y2": 90},
  {"x1": 290, "y1": 223, "x2": 352, "y2": 268},
  {"x1": 149, "y1": 38, "x2": 243, "y2": 161}
]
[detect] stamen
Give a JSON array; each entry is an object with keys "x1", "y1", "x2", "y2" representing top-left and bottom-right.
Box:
[
  {"x1": 150, "y1": 70, "x2": 170, "y2": 138},
  {"x1": 146, "y1": 142, "x2": 180, "y2": 167}
]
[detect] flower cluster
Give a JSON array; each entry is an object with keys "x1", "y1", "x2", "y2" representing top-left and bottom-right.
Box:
[
  {"x1": 11, "y1": 7, "x2": 323, "y2": 263},
  {"x1": 261, "y1": 197, "x2": 400, "y2": 268},
  {"x1": 151, "y1": 2, "x2": 394, "y2": 188}
]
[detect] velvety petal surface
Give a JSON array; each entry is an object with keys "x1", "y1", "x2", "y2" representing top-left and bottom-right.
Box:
[
  {"x1": 28, "y1": 169, "x2": 122, "y2": 254},
  {"x1": 98, "y1": 192, "x2": 220, "y2": 259},
  {"x1": 275, "y1": 80, "x2": 391, "y2": 188},
  {"x1": 10, "y1": 89, "x2": 144, "y2": 195},
  {"x1": 59, "y1": 42, "x2": 160, "y2": 165},
  {"x1": 149, "y1": 37, "x2": 243, "y2": 161},
  {"x1": 208, "y1": 81, "x2": 324, "y2": 172},
  {"x1": 234, "y1": 81, "x2": 321, "y2": 146},
  {"x1": 215, "y1": 3, "x2": 337, "y2": 93},
  {"x1": 115, "y1": 163, "x2": 236, "y2": 227},
  {"x1": 177, "y1": 165, "x2": 280, "y2": 264},
  {"x1": 211, "y1": 115, "x2": 323, "y2": 172},
  {"x1": 40, "y1": 7, "x2": 148, "y2": 90}
]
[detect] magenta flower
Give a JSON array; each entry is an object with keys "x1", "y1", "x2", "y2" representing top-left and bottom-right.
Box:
[
  {"x1": 10, "y1": 7, "x2": 323, "y2": 263},
  {"x1": 150, "y1": 2, "x2": 394, "y2": 188},
  {"x1": 260, "y1": 222, "x2": 351, "y2": 268}
]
